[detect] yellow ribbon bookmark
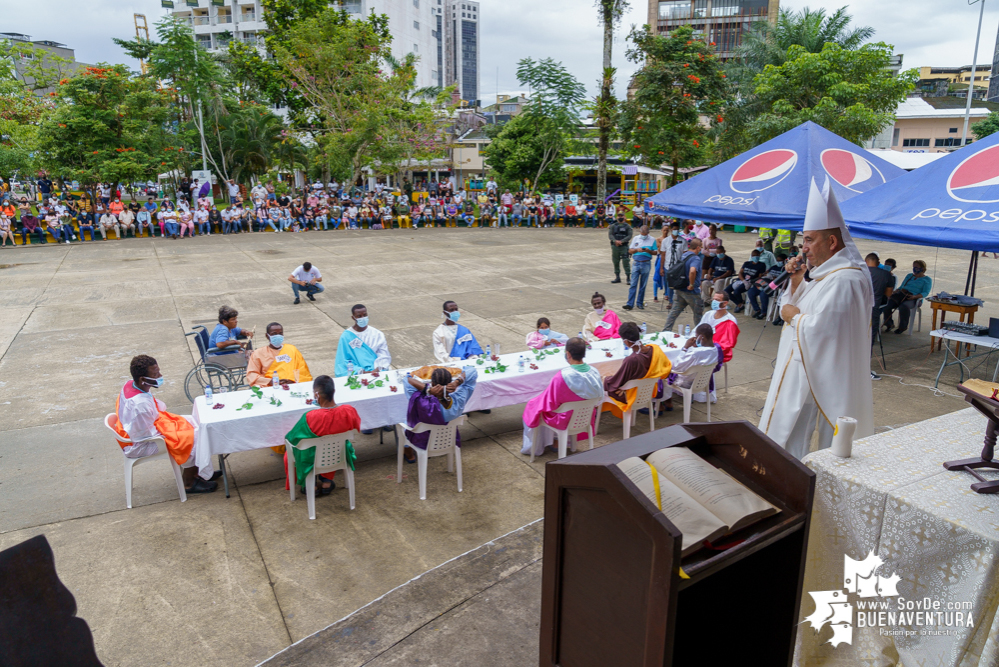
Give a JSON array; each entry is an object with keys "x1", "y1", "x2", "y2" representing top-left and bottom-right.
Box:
[{"x1": 646, "y1": 460, "x2": 690, "y2": 580}]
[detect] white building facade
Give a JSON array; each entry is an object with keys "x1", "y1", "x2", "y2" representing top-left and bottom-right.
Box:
[{"x1": 170, "y1": 0, "x2": 440, "y2": 90}]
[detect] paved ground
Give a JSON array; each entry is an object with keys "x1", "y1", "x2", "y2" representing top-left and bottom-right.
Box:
[{"x1": 0, "y1": 227, "x2": 995, "y2": 666}]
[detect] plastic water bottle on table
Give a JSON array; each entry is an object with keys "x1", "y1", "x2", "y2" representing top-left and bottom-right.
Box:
[
  {"x1": 518, "y1": 356, "x2": 526, "y2": 372},
  {"x1": 204, "y1": 385, "x2": 213, "y2": 404}
]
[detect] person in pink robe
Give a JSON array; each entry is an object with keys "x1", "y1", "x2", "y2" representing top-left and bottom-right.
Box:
[
  {"x1": 521, "y1": 338, "x2": 605, "y2": 456},
  {"x1": 583, "y1": 292, "x2": 623, "y2": 342}
]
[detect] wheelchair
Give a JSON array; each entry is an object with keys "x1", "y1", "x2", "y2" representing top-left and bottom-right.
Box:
[{"x1": 183, "y1": 325, "x2": 250, "y2": 403}]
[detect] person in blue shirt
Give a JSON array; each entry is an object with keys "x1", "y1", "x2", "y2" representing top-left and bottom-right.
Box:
[
  {"x1": 401, "y1": 366, "x2": 478, "y2": 463},
  {"x1": 882, "y1": 260, "x2": 932, "y2": 334},
  {"x1": 209, "y1": 306, "x2": 254, "y2": 355},
  {"x1": 76, "y1": 207, "x2": 96, "y2": 242},
  {"x1": 663, "y1": 237, "x2": 704, "y2": 332}
]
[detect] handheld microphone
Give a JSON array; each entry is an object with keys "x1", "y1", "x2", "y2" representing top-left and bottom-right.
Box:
[{"x1": 763, "y1": 262, "x2": 807, "y2": 297}]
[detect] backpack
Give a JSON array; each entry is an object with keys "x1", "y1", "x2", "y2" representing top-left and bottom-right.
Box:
[{"x1": 666, "y1": 255, "x2": 691, "y2": 289}]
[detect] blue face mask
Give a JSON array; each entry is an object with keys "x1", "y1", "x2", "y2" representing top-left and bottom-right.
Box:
[
  {"x1": 143, "y1": 376, "x2": 165, "y2": 389},
  {"x1": 711, "y1": 300, "x2": 722, "y2": 311},
  {"x1": 446, "y1": 311, "x2": 460, "y2": 322},
  {"x1": 269, "y1": 334, "x2": 284, "y2": 348},
  {"x1": 717, "y1": 253, "x2": 725, "y2": 259},
  {"x1": 355, "y1": 316, "x2": 369, "y2": 328},
  {"x1": 539, "y1": 328, "x2": 551, "y2": 338}
]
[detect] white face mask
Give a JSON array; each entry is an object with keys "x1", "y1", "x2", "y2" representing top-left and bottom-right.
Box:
[{"x1": 594, "y1": 307, "x2": 605, "y2": 315}]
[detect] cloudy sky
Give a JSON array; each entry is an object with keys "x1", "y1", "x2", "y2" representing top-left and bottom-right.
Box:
[{"x1": 6, "y1": 0, "x2": 999, "y2": 105}]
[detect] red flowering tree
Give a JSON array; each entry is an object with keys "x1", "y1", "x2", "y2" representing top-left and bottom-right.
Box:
[
  {"x1": 36, "y1": 63, "x2": 178, "y2": 207},
  {"x1": 619, "y1": 25, "x2": 729, "y2": 185}
]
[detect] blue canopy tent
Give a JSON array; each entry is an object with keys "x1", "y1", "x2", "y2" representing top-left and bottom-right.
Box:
[
  {"x1": 643, "y1": 121, "x2": 907, "y2": 230},
  {"x1": 841, "y1": 130, "x2": 999, "y2": 253}
]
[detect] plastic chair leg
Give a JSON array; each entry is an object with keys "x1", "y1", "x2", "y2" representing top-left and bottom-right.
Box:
[
  {"x1": 288, "y1": 451, "x2": 297, "y2": 501},
  {"x1": 455, "y1": 447, "x2": 463, "y2": 493},
  {"x1": 529, "y1": 427, "x2": 540, "y2": 463},
  {"x1": 706, "y1": 396, "x2": 711, "y2": 423},
  {"x1": 683, "y1": 390, "x2": 692, "y2": 423},
  {"x1": 171, "y1": 459, "x2": 187, "y2": 503},
  {"x1": 446, "y1": 450, "x2": 454, "y2": 474},
  {"x1": 557, "y1": 431, "x2": 568, "y2": 459},
  {"x1": 648, "y1": 400, "x2": 655, "y2": 433},
  {"x1": 396, "y1": 437, "x2": 404, "y2": 484},
  {"x1": 587, "y1": 429, "x2": 595, "y2": 452},
  {"x1": 417, "y1": 449, "x2": 428, "y2": 500},
  {"x1": 346, "y1": 467, "x2": 356, "y2": 510},
  {"x1": 623, "y1": 410, "x2": 632, "y2": 440},
  {"x1": 724, "y1": 364, "x2": 729, "y2": 393},
  {"x1": 305, "y1": 472, "x2": 316, "y2": 520},
  {"x1": 124, "y1": 457, "x2": 135, "y2": 509}
]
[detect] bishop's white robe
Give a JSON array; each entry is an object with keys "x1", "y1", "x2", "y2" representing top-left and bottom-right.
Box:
[{"x1": 759, "y1": 249, "x2": 874, "y2": 459}]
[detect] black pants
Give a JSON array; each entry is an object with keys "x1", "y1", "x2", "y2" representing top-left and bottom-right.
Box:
[{"x1": 882, "y1": 291, "x2": 916, "y2": 331}]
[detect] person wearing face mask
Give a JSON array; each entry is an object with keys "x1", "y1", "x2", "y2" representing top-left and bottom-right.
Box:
[
  {"x1": 402, "y1": 366, "x2": 479, "y2": 463},
  {"x1": 698, "y1": 291, "x2": 740, "y2": 365},
  {"x1": 283, "y1": 375, "x2": 361, "y2": 496},
  {"x1": 433, "y1": 301, "x2": 484, "y2": 364},
  {"x1": 726, "y1": 249, "x2": 767, "y2": 312},
  {"x1": 753, "y1": 239, "x2": 777, "y2": 270},
  {"x1": 583, "y1": 292, "x2": 622, "y2": 342},
  {"x1": 521, "y1": 337, "x2": 605, "y2": 457},
  {"x1": 880, "y1": 260, "x2": 931, "y2": 334},
  {"x1": 654, "y1": 221, "x2": 685, "y2": 306},
  {"x1": 660, "y1": 323, "x2": 724, "y2": 411},
  {"x1": 246, "y1": 322, "x2": 313, "y2": 387},
  {"x1": 602, "y1": 321, "x2": 673, "y2": 421},
  {"x1": 746, "y1": 252, "x2": 788, "y2": 321},
  {"x1": 526, "y1": 317, "x2": 570, "y2": 349},
  {"x1": 335, "y1": 304, "x2": 391, "y2": 376},
  {"x1": 700, "y1": 244, "x2": 735, "y2": 304},
  {"x1": 113, "y1": 354, "x2": 219, "y2": 494}
]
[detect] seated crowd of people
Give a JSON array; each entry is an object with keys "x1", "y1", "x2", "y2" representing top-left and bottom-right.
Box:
[{"x1": 0, "y1": 178, "x2": 643, "y2": 246}]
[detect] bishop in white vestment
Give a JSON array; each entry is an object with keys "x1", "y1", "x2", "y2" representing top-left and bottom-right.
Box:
[{"x1": 759, "y1": 178, "x2": 874, "y2": 459}]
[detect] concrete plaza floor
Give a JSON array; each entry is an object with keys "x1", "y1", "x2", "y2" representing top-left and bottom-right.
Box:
[{"x1": 0, "y1": 226, "x2": 995, "y2": 666}]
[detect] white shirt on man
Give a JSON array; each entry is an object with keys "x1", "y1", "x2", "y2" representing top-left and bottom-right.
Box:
[{"x1": 291, "y1": 265, "x2": 321, "y2": 283}]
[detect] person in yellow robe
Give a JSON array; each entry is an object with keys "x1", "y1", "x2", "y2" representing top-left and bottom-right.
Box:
[
  {"x1": 246, "y1": 322, "x2": 313, "y2": 387},
  {"x1": 602, "y1": 321, "x2": 672, "y2": 419}
]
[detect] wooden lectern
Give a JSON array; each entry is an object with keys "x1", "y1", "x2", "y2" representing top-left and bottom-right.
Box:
[{"x1": 539, "y1": 421, "x2": 815, "y2": 667}]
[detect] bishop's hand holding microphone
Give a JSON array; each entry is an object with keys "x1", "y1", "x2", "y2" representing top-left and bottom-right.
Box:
[{"x1": 763, "y1": 253, "x2": 808, "y2": 297}]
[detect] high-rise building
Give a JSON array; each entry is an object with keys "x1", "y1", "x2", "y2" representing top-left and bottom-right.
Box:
[
  {"x1": 646, "y1": 0, "x2": 779, "y2": 60},
  {"x1": 989, "y1": 23, "x2": 999, "y2": 103},
  {"x1": 169, "y1": 0, "x2": 439, "y2": 89},
  {"x1": 440, "y1": 0, "x2": 479, "y2": 105}
]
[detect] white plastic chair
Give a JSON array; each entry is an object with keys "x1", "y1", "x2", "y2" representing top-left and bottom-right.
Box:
[
  {"x1": 105, "y1": 413, "x2": 187, "y2": 509},
  {"x1": 597, "y1": 377, "x2": 661, "y2": 440},
  {"x1": 395, "y1": 416, "x2": 466, "y2": 500},
  {"x1": 656, "y1": 363, "x2": 716, "y2": 423},
  {"x1": 529, "y1": 397, "x2": 604, "y2": 462},
  {"x1": 286, "y1": 430, "x2": 359, "y2": 520},
  {"x1": 904, "y1": 297, "x2": 923, "y2": 335}
]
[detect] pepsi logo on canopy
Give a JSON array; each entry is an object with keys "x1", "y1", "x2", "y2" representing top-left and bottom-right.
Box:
[
  {"x1": 820, "y1": 149, "x2": 886, "y2": 193},
  {"x1": 946, "y1": 144, "x2": 999, "y2": 204},
  {"x1": 729, "y1": 149, "x2": 798, "y2": 194}
]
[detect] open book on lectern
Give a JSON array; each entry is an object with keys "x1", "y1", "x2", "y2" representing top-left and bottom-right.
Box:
[{"x1": 617, "y1": 447, "x2": 779, "y2": 557}]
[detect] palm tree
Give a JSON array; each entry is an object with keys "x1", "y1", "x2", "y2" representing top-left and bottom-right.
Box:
[
  {"x1": 220, "y1": 109, "x2": 284, "y2": 186},
  {"x1": 595, "y1": 0, "x2": 629, "y2": 205},
  {"x1": 736, "y1": 6, "x2": 875, "y2": 73}
]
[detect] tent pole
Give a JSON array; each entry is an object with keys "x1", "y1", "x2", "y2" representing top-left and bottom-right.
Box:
[
  {"x1": 971, "y1": 251, "x2": 979, "y2": 297},
  {"x1": 965, "y1": 251, "x2": 976, "y2": 295}
]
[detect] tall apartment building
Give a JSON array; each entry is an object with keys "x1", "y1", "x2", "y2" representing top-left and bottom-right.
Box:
[
  {"x1": 646, "y1": 0, "x2": 779, "y2": 60},
  {"x1": 169, "y1": 0, "x2": 440, "y2": 89},
  {"x1": 439, "y1": 0, "x2": 480, "y2": 105}
]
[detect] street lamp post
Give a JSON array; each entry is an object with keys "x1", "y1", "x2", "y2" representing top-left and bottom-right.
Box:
[{"x1": 960, "y1": 0, "x2": 987, "y2": 147}]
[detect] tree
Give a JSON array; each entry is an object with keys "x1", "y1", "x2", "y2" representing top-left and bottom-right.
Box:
[
  {"x1": 483, "y1": 57, "x2": 585, "y2": 192},
  {"x1": 973, "y1": 112, "x2": 999, "y2": 141},
  {"x1": 217, "y1": 107, "x2": 285, "y2": 185},
  {"x1": 35, "y1": 64, "x2": 178, "y2": 206},
  {"x1": 0, "y1": 39, "x2": 77, "y2": 92},
  {"x1": 595, "y1": 0, "x2": 628, "y2": 205},
  {"x1": 720, "y1": 6, "x2": 875, "y2": 160},
  {"x1": 749, "y1": 42, "x2": 915, "y2": 145},
  {"x1": 0, "y1": 48, "x2": 47, "y2": 183},
  {"x1": 619, "y1": 26, "x2": 729, "y2": 186}
]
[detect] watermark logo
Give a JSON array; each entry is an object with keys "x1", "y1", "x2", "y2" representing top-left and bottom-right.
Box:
[{"x1": 805, "y1": 552, "x2": 975, "y2": 648}]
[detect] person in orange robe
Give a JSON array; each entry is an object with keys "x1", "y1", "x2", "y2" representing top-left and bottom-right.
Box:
[
  {"x1": 113, "y1": 355, "x2": 220, "y2": 494},
  {"x1": 602, "y1": 321, "x2": 673, "y2": 419}
]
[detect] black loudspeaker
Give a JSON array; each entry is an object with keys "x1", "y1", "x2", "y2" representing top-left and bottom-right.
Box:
[{"x1": 989, "y1": 317, "x2": 999, "y2": 339}]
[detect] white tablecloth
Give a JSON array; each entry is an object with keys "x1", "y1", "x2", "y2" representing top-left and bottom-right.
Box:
[
  {"x1": 192, "y1": 332, "x2": 690, "y2": 475},
  {"x1": 795, "y1": 408, "x2": 999, "y2": 666}
]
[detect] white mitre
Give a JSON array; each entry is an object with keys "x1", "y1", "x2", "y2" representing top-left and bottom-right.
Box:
[{"x1": 803, "y1": 176, "x2": 868, "y2": 273}]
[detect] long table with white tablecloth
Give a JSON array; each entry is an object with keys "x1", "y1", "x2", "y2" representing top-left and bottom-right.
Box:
[{"x1": 191, "y1": 332, "x2": 691, "y2": 479}]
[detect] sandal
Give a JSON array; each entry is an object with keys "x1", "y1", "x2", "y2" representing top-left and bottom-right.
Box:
[{"x1": 318, "y1": 477, "x2": 336, "y2": 496}]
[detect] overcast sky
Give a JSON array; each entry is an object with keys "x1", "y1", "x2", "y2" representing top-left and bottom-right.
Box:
[{"x1": 6, "y1": 0, "x2": 999, "y2": 106}]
